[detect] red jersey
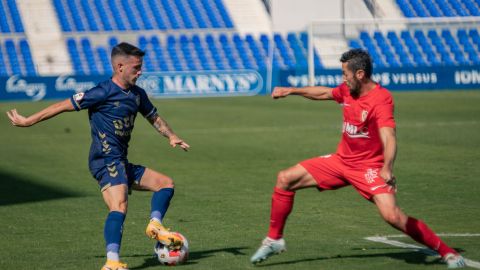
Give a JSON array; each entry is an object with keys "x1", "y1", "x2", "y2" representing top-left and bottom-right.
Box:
[{"x1": 331, "y1": 83, "x2": 395, "y2": 166}]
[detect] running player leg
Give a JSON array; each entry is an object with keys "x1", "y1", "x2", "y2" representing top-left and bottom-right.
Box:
[
  {"x1": 132, "y1": 168, "x2": 183, "y2": 249},
  {"x1": 251, "y1": 155, "x2": 349, "y2": 264},
  {"x1": 373, "y1": 193, "x2": 465, "y2": 268}
]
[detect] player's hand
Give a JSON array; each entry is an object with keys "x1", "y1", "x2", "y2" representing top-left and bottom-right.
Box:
[
  {"x1": 169, "y1": 136, "x2": 190, "y2": 151},
  {"x1": 6, "y1": 109, "x2": 31, "y2": 127},
  {"x1": 380, "y1": 167, "x2": 396, "y2": 189},
  {"x1": 271, "y1": 87, "x2": 291, "y2": 99}
]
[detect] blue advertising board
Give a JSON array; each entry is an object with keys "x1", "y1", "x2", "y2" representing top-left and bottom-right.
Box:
[
  {"x1": 0, "y1": 70, "x2": 267, "y2": 101},
  {"x1": 136, "y1": 70, "x2": 266, "y2": 98},
  {"x1": 1, "y1": 66, "x2": 479, "y2": 101},
  {"x1": 278, "y1": 66, "x2": 480, "y2": 90}
]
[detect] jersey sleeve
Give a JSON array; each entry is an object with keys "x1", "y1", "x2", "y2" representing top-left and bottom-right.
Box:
[
  {"x1": 70, "y1": 86, "x2": 107, "y2": 111},
  {"x1": 331, "y1": 83, "x2": 348, "y2": 104},
  {"x1": 138, "y1": 88, "x2": 157, "y2": 118},
  {"x1": 374, "y1": 94, "x2": 396, "y2": 128}
]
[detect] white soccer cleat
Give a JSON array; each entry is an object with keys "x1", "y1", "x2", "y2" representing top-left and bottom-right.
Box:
[
  {"x1": 443, "y1": 253, "x2": 466, "y2": 269},
  {"x1": 250, "y1": 237, "x2": 286, "y2": 264}
]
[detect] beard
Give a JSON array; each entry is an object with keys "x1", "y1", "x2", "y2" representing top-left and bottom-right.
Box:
[{"x1": 348, "y1": 80, "x2": 361, "y2": 98}]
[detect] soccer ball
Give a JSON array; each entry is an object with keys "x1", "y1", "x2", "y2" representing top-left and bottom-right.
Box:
[{"x1": 154, "y1": 232, "x2": 189, "y2": 265}]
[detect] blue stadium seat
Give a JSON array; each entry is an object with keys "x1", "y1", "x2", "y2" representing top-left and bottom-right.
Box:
[
  {"x1": 66, "y1": 0, "x2": 85, "y2": 31},
  {"x1": 19, "y1": 40, "x2": 36, "y2": 75},
  {"x1": 162, "y1": 0, "x2": 181, "y2": 29},
  {"x1": 0, "y1": 45, "x2": 8, "y2": 75},
  {"x1": 80, "y1": 0, "x2": 99, "y2": 31},
  {"x1": 93, "y1": 1, "x2": 113, "y2": 31},
  {"x1": 0, "y1": 0, "x2": 12, "y2": 32},
  {"x1": 397, "y1": 0, "x2": 480, "y2": 17},
  {"x1": 67, "y1": 38, "x2": 85, "y2": 74},
  {"x1": 136, "y1": 0, "x2": 154, "y2": 30},
  {"x1": 5, "y1": 39, "x2": 22, "y2": 74},
  {"x1": 81, "y1": 38, "x2": 99, "y2": 74},
  {"x1": 96, "y1": 47, "x2": 112, "y2": 74},
  {"x1": 6, "y1": 0, "x2": 24, "y2": 32},
  {"x1": 188, "y1": 0, "x2": 208, "y2": 28},
  {"x1": 52, "y1": 0, "x2": 71, "y2": 32}
]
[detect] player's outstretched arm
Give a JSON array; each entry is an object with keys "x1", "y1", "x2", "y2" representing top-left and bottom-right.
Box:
[
  {"x1": 148, "y1": 113, "x2": 190, "y2": 151},
  {"x1": 272, "y1": 86, "x2": 334, "y2": 100},
  {"x1": 6, "y1": 99, "x2": 75, "y2": 127}
]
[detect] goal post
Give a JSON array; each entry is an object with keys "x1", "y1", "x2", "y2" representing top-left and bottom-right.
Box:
[{"x1": 307, "y1": 16, "x2": 480, "y2": 86}]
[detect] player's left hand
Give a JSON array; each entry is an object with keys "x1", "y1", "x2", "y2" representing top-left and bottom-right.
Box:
[
  {"x1": 380, "y1": 167, "x2": 396, "y2": 188},
  {"x1": 6, "y1": 109, "x2": 31, "y2": 127},
  {"x1": 169, "y1": 136, "x2": 190, "y2": 151}
]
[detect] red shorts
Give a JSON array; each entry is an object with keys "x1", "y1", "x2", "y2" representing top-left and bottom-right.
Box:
[{"x1": 299, "y1": 154, "x2": 396, "y2": 200}]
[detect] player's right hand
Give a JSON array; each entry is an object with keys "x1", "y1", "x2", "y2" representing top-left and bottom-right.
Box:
[
  {"x1": 169, "y1": 135, "x2": 190, "y2": 152},
  {"x1": 271, "y1": 87, "x2": 291, "y2": 99},
  {"x1": 6, "y1": 109, "x2": 31, "y2": 127}
]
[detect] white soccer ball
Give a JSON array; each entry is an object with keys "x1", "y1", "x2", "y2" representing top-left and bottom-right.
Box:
[{"x1": 154, "y1": 232, "x2": 189, "y2": 265}]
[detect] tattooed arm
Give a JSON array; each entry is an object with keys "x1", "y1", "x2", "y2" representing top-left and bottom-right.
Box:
[{"x1": 148, "y1": 113, "x2": 190, "y2": 151}]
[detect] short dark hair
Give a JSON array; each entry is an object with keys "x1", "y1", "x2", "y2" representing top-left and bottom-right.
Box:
[
  {"x1": 111, "y1": 42, "x2": 145, "y2": 59},
  {"x1": 340, "y1": 49, "x2": 372, "y2": 78}
]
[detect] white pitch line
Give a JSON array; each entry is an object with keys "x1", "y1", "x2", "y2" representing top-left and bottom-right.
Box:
[
  {"x1": 365, "y1": 234, "x2": 480, "y2": 269},
  {"x1": 375, "y1": 233, "x2": 480, "y2": 238}
]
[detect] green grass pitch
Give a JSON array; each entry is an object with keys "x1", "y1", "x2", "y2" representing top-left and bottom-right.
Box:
[{"x1": 0, "y1": 90, "x2": 479, "y2": 269}]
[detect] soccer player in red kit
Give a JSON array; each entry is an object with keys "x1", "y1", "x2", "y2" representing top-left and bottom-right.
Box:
[{"x1": 250, "y1": 49, "x2": 465, "y2": 268}]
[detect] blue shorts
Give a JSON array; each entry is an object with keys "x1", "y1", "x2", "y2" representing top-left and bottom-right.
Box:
[{"x1": 91, "y1": 160, "x2": 146, "y2": 192}]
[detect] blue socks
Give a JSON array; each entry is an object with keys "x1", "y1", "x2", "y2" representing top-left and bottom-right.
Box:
[
  {"x1": 102, "y1": 188, "x2": 173, "y2": 261},
  {"x1": 104, "y1": 211, "x2": 126, "y2": 261},
  {"x1": 150, "y1": 188, "x2": 174, "y2": 222}
]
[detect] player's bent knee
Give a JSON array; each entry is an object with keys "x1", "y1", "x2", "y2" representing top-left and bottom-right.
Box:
[
  {"x1": 109, "y1": 200, "x2": 128, "y2": 213},
  {"x1": 275, "y1": 170, "x2": 295, "y2": 190},
  {"x1": 153, "y1": 176, "x2": 174, "y2": 191}
]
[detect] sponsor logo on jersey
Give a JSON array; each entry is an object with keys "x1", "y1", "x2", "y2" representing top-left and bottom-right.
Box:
[
  {"x1": 73, "y1": 92, "x2": 84, "y2": 102},
  {"x1": 343, "y1": 122, "x2": 370, "y2": 138}
]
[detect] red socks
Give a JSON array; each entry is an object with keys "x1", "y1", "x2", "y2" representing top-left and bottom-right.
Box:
[
  {"x1": 267, "y1": 187, "x2": 295, "y2": 239},
  {"x1": 404, "y1": 217, "x2": 456, "y2": 257},
  {"x1": 266, "y1": 188, "x2": 456, "y2": 258}
]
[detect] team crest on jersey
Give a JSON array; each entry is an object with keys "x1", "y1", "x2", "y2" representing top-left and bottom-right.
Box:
[
  {"x1": 114, "y1": 101, "x2": 120, "y2": 107},
  {"x1": 73, "y1": 92, "x2": 84, "y2": 102},
  {"x1": 135, "y1": 95, "x2": 140, "y2": 106},
  {"x1": 361, "y1": 110, "x2": 368, "y2": 122}
]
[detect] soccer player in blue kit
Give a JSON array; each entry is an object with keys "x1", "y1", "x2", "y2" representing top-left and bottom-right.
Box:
[{"x1": 6, "y1": 42, "x2": 189, "y2": 270}]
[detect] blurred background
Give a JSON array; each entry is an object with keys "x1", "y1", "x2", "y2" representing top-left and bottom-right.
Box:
[
  {"x1": 0, "y1": 0, "x2": 479, "y2": 100},
  {"x1": 1, "y1": 2, "x2": 479, "y2": 269}
]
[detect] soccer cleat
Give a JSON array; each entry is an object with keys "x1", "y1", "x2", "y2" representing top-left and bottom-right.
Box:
[
  {"x1": 250, "y1": 237, "x2": 286, "y2": 264},
  {"x1": 101, "y1": 259, "x2": 129, "y2": 270},
  {"x1": 146, "y1": 219, "x2": 183, "y2": 250},
  {"x1": 443, "y1": 253, "x2": 466, "y2": 269}
]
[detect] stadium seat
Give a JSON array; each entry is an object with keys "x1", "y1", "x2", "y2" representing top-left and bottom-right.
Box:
[
  {"x1": 5, "y1": 39, "x2": 22, "y2": 74},
  {"x1": 396, "y1": 0, "x2": 480, "y2": 17},
  {"x1": 19, "y1": 40, "x2": 36, "y2": 75},
  {"x1": 0, "y1": 44, "x2": 9, "y2": 75}
]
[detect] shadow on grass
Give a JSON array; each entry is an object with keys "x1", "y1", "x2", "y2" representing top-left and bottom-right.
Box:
[
  {"x1": 127, "y1": 246, "x2": 248, "y2": 269},
  {"x1": 256, "y1": 247, "x2": 465, "y2": 267},
  {"x1": 0, "y1": 170, "x2": 80, "y2": 206}
]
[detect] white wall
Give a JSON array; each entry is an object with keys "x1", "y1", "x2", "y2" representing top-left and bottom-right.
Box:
[{"x1": 270, "y1": 0, "x2": 342, "y2": 33}]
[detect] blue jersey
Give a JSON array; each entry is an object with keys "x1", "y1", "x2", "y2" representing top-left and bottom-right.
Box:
[{"x1": 70, "y1": 79, "x2": 157, "y2": 173}]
